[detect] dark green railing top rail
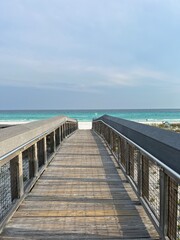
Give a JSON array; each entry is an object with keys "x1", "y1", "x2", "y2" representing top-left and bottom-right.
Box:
[
  {"x1": 94, "y1": 115, "x2": 180, "y2": 177},
  {"x1": 93, "y1": 115, "x2": 180, "y2": 240},
  {"x1": 0, "y1": 116, "x2": 78, "y2": 231}
]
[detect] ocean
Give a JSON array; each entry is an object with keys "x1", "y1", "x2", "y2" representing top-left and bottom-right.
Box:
[{"x1": 0, "y1": 109, "x2": 180, "y2": 123}]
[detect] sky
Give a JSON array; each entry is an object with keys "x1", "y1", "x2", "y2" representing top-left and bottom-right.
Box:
[{"x1": 0, "y1": 0, "x2": 180, "y2": 110}]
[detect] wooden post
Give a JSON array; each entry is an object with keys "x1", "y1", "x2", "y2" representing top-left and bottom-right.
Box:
[
  {"x1": 137, "y1": 151, "x2": 142, "y2": 196},
  {"x1": 159, "y1": 169, "x2": 168, "y2": 238},
  {"x1": 167, "y1": 176, "x2": 178, "y2": 240},
  {"x1": 63, "y1": 124, "x2": 65, "y2": 139},
  {"x1": 43, "y1": 137, "x2": 47, "y2": 164},
  {"x1": 53, "y1": 131, "x2": 56, "y2": 152},
  {"x1": 59, "y1": 127, "x2": 61, "y2": 144},
  {"x1": 28, "y1": 146, "x2": 34, "y2": 179},
  {"x1": 125, "y1": 142, "x2": 130, "y2": 175},
  {"x1": 33, "y1": 143, "x2": 38, "y2": 176},
  {"x1": 117, "y1": 137, "x2": 120, "y2": 163},
  {"x1": 142, "y1": 156, "x2": 149, "y2": 200},
  {"x1": 17, "y1": 153, "x2": 24, "y2": 198},
  {"x1": 60, "y1": 125, "x2": 63, "y2": 142}
]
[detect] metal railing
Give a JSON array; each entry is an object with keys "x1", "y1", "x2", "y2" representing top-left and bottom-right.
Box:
[
  {"x1": 0, "y1": 116, "x2": 77, "y2": 230},
  {"x1": 93, "y1": 115, "x2": 180, "y2": 240}
]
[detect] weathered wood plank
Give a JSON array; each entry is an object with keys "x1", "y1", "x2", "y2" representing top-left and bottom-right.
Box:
[{"x1": 0, "y1": 130, "x2": 159, "y2": 239}]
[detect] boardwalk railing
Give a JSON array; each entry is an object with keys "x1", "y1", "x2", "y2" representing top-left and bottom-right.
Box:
[
  {"x1": 93, "y1": 115, "x2": 180, "y2": 240},
  {"x1": 0, "y1": 116, "x2": 77, "y2": 229}
]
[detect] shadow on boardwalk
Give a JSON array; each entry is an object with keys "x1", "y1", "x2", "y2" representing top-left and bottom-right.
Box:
[{"x1": 0, "y1": 130, "x2": 159, "y2": 240}]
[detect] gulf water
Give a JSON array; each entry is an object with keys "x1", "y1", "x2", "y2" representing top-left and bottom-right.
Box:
[{"x1": 0, "y1": 109, "x2": 180, "y2": 123}]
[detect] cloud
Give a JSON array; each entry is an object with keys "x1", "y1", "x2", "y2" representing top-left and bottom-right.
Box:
[
  {"x1": 0, "y1": 49, "x2": 175, "y2": 93},
  {"x1": 0, "y1": 0, "x2": 180, "y2": 96}
]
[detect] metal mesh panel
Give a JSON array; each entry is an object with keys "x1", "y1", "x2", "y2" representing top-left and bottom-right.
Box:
[
  {"x1": 142, "y1": 156, "x2": 160, "y2": 219},
  {"x1": 112, "y1": 132, "x2": 118, "y2": 157},
  {"x1": 22, "y1": 150, "x2": 30, "y2": 188},
  {"x1": 120, "y1": 138, "x2": 126, "y2": 168},
  {"x1": 148, "y1": 161, "x2": 160, "y2": 219},
  {"x1": 142, "y1": 156, "x2": 149, "y2": 200},
  {"x1": 129, "y1": 145, "x2": 138, "y2": 186},
  {"x1": 0, "y1": 162, "x2": 11, "y2": 221},
  {"x1": 107, "y1": 127, "x2": 110, "y2": 145},
  {"x1": 37, "y1": 139, "x2": 45, "y2": 169},
  {"x1": 167, "y1": 177, "x2": 178, "y2": 240},
  {"x1": 10, "y1": 157, "x2": 18, "y2": 201},
  {"x1": 55, "y1": 128, "x2": 60, "y2": 147},
  {"x1": 46, "y1": 133, "x2": 54, "y2": 158},
  {"x1": 22, "y1": 147, "x2": 34, "y2": 189}
]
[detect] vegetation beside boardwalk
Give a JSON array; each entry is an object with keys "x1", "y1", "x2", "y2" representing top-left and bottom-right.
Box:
[{"x1": 148, "y1": 122, "x2": 180, "y2": 133}]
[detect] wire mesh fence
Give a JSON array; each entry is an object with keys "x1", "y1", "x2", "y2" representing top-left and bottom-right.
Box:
[
  {"x1": 112, "y1": 132, "x2": 119, "y2": 158},
  {"x1": 22, "y1": 150, "x2": 30, "y2": 188},
  {"x1": 119, "y1": 138, "x2": 126, "y2": 169},
  {"x1": 129, "y1": 144, "x2": 138, "y2": 187},
  {"x1": 55, "y1": 128, "x2": 60, "y2": 147},
  {"x1": 148, "y1": 160, "x2": 160, "y2": 220},
  {"x1": 22, "y1": 146, "x2": 34, "y2": 189},
  {"x1": 46, "y1": 132, "x2": 54, "y2": 158},
  {"x1": 37, "y1": 139, "x2": 45, "y2": 169},
  {"x1": 0, "y1": 162, "x2": 11, "y2": 221}
]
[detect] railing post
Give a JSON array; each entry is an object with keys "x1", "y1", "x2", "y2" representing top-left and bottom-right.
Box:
[
  {"x1": 125, "y1": 142, "x2": 130, "y2": 175},
  {"x1": 167, "y1": 176, "x2": 178, "y2": 240},
  {"x1": 28, "y1": 146, "x2": 34, "y2": 180},
  {"x1": 33, "y1": 143, "x2": 38, "y2": 176},
  {"x1": 137, "y1": 151, "x2": 142, "y2": 196},
  {"x1": 117, "y1": 136, "x2": 120, "y2": 163},
  {"x1": 61, "y1": 125, "x2": 63, "y2": 142},
  {"x1": 63, "y1": 124, "x2": 66, "y2": 138},
  {"x1": 142, "y1": 156, "x2": 149, "y2": 200},
  {"x1": 43, "y1": 137, "x2": 47, "y2": 164},
  {"x1": 17, "y1": 153, "x2": 24, "y2": 198},
  {"x1": 53, "y1": 130, "x2": 56, "y2": 152},
  {"x1": 110, "y1": 130, "x2": 113, "y2": 151},
  {"x1": 159, "y1": 169, "x2": 168, "y2": 238},
  {"x1": 59, "y1": 127, "x2": 61, "y2": 144},
  {"x1": 102, "y1": 123, "x2": 105, "y2": 138}
]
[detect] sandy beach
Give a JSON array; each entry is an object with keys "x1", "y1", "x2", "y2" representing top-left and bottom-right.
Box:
[
  {"x1": 78, "y1": 121, "x2": 92, "y2": 129},
  {"x1": 0, "y1": 121, "x2": 93, "y2": 130},
  {"x1": 1, "y1": 120, "x2": 180, "y2": 131}
]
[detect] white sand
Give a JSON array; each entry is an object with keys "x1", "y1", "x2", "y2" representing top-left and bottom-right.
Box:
[
  {"x1": 78, "y1": 121, "x2": 92, "y2": 130},
  {"x1": 1, "y1": 120, "x2": 179, "y2": 130},
  {"x1": 0, "y1": 121, "x2": 30, "y2": 125},
  {"x1": 0, "y1": 121, "x2": 93, "y2": 130}
]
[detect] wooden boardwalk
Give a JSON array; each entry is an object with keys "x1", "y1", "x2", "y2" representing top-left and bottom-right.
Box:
[{"x1": 1, "y1": 130, "x2": 159, "y2": 239}]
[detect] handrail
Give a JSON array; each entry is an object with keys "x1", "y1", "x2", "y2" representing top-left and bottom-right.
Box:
[
  {"x1": 94, "y1": 119, "x2": 180, "y2": 182},
  {"x1": 0, "y1": 116, "x2": 76, "y2": 159},
  {"x1": 93, "y1": 115, "x2": 180, "y2": 240},
  {"x1": 0, "y1": 116, "x2": 76, "y2": 166},
  {"x1": 94, "y1": 115, "x2": 180, "y2": 176}
]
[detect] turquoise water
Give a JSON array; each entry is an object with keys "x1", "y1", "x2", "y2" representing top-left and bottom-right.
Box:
[{"x1": 0, "y1": 109, "x2": 180, "y2": 122}]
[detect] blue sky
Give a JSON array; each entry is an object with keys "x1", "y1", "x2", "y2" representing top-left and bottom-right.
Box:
[{"x1": 0, "y1": 0, "x2": 180, "y2": 109}]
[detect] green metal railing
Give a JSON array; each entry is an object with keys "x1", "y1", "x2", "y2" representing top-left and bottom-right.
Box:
[{"x1": 93, "y1": 115, "x2": 180, "y2": 240}]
